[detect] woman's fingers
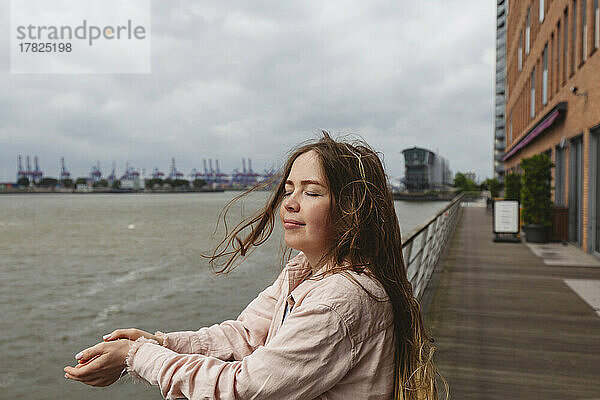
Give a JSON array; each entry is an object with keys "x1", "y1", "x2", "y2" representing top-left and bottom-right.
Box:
[
  {"x1": 66, "y1": 351, "x2": 104, "y2": 375},
  {"x1": 74, "y1": 342, "x2": 105, "y2": 363},
  {"x1": 64, "y1": 340, "x2": 128, "y2": 387},
  {"x1": 66, "y1": 353, "x2": 110, "y2": 381},
  {"x1": 103, "y1": 328, "x2": 129, "y2": 341},
  {"x1": 103, "y1": 328, "x2": 150, "y2": 341}
]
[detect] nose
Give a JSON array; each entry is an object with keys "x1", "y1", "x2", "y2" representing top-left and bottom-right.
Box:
[{"x1": 283, "y1": 192, "x2": 300, "y2": 212}]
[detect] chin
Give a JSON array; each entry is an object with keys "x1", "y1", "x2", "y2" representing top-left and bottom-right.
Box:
[{"x1": 283, "y1": 236, "x2": 302, "y2": 252}]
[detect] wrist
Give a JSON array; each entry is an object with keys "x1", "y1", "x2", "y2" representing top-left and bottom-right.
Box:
[
  {"x1": 153, "y1": 331, "x2": 165, "y2": 346},
  {"x1": 121, "y1": 339, "x2": 133, "y2": 368}
]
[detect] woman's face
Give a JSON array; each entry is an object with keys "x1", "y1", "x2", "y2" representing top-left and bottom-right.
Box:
[{"x1": 279, "y1": 150, "x2": 334, "y2": 266}]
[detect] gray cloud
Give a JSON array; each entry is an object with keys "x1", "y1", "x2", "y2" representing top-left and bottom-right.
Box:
[{"x1": 0, "y1": 0, "x2": 495, "y2": 182}]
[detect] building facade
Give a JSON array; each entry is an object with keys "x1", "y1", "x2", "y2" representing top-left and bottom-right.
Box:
[
  {"x1": 495, "y1": 0, "x2": 508, "y2": 185},
  {"x1": 401, "y1": 147, "x2": 452, "y2": 192},
  {"x1": 505, "y1": 0, "x2": 600, "y2": 256}
]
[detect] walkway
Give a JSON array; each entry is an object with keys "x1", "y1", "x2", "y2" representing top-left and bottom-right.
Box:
[{"x1": 425, "y1": 206, "x2": 600, "y2": 400}]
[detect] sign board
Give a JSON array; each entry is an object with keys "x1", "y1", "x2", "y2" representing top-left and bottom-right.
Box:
[{"x1": 493, "y1": 200, "x2": 520, "y2": 234}]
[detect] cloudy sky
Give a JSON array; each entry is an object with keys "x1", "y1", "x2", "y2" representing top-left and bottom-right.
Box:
[{"x1": 0, "y1": 0, "x2": 496, "y2": 184}]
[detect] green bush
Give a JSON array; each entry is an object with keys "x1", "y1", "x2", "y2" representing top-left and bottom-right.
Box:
[
  {"x1": 482, "y1": 178, "x2": 500, "y2": 198},
  {"x1": 521, "y1": 154, "x2": 553, "y2": 226},
  {"x1": 505, "y1": 172, "x2": 521, "y2": 202}
]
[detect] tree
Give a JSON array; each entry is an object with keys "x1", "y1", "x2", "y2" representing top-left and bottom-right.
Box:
[
  {"x1": 17, "y1": 177, "x2": 29, "y2": 187},
  {"x1": 193, "y1": 179, "x2": 206, "y2": 189},
  {"x1": 173, "y1": 179, "x2": 190, "y2": 188},
  {"x1": 453, "y1": 172, "x2": 478, "y2": 192},
  {"x1": 145, "y1": 178, "x2": 164, "y2": 189},
  {"x1": 93, "y1": 179, "x2": 109, "y2": 188},
  {"x1": 61, "y1": 178, "x2": 74, "y2": 188},
  {"x1": 39, "y1": 177, "x2": 58, "y2": 187},
  {"x1": 75, "y1": 177, "x2": 87, "y2": 186},
  {"x1": 111, "y1": 180, "x2": 121, "y2": 189}
]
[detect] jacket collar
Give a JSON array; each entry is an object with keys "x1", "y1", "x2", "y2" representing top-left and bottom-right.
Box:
[
  {"x1": 285, "y1": 252, "x2": 331, "y2": 301},
  {"x1": 285, "y1": 252, "x2": 312, "y2": 295}
]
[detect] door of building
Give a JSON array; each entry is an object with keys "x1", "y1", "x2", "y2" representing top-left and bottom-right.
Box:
[{"x1": 569, "y1": 136, "x2": 583, "y2": 246}]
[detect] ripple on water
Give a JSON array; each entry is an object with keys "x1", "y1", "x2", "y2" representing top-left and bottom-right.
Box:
[
  {"x1": 92, "y1": 304, "x2": 122, "y2": 327},
  {"x1": 0, "y1": 372, "x2": 16, "y2": 388}
]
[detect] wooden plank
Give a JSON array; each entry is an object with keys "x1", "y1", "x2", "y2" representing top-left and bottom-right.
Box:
[{"x1": 425, "y1": 207, "x2": 600, "y2": 400}]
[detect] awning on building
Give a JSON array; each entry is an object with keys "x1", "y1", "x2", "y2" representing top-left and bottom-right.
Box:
[{"x1": 503, "y1": 102, "x2": 567, "y2": 161}]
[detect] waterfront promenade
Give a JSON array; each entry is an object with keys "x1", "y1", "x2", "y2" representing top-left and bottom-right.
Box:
[{"x1": 426, "y1": 205, "x2": 600, "y2": 400}]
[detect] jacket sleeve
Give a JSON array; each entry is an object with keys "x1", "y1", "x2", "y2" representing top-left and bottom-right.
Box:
[
  {"x1": 127, "y1": 301, "x2": 354, "y2": 400},
  {"x1": 158, "y1": 270, "x2": 284, "y2": 361}
]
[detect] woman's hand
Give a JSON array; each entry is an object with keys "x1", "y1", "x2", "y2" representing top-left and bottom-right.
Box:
[
  {"x1": 102, "y1": 328, "x2": 163, "y2": 346},
  {"x1": 64, "y1": 339, "x2": 130, "y2": 387}
]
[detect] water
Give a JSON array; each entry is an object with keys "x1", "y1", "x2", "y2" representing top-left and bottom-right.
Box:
[{"x1": 0, "y1": 192, "x2": 447, "y2": 399}]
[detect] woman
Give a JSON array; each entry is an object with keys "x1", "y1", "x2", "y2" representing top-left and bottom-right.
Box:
[{"x1": 64, "y1": 132, "x2": 443, "y2": 399}]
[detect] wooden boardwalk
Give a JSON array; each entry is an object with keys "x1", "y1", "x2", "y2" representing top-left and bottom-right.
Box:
[{"x1": 425, "y1": 206, "x2": 600, "y2": 400}]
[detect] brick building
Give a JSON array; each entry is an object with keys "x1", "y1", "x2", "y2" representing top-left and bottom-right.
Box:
[{"x1": 504, "y1": 0, "x2": 600, "y2": 256}]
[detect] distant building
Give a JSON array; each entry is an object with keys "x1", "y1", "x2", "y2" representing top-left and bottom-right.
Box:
[
  {"x1": 504, "y1": 0, "x2": 600, "y2": 254},
  {"x1": 494, "y1": 0, "x2": 508, "y2": 184},
  {"x1": 401, "y1": 147, "x2": 452, "y2": 192}
]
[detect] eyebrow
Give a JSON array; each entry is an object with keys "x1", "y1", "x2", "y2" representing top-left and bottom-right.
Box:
[{"x1": 285, "y1": 179, "x2": 326, "y2": 187}]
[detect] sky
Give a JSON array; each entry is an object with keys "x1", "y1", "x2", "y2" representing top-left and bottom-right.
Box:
[{"x1": 0, "y1": 0, "x2": 496, "y2": 184}]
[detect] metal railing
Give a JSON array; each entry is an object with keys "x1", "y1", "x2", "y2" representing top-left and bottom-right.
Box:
[{"x1": 401, "y1": 193, "x2": 464, "y2": 300}]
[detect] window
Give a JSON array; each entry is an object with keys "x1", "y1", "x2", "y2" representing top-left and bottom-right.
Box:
[
  {"x1": 541, "y1": 0, "x2": 546, "y2": 21},
  {"x1": 550, "y1": 33, "x2": 554, "y2": 96},
  {"x1": 594, "y1": 0, "x2": 600, "y2": 48},
  {"x1": 526, "y1": 9, "x2": 531, "y2": 54},
  {"x1": 518, "y1": 31, "x2": 523, "y2": 70},
  {"x1": 557, "y1": 22, "x2": 561, "y2": 91},
  {"x1": 564, "y1": 9, "x2": 569, "y2": 82},
  {"x1": 583, "y1": 0, "x2": 588, "y2": 61},
  {"x1": 572, "y1": 0, "x2": 577, "y2": 73},
  {"x1": 543, "y1": 45, "x2": 548, "y2": 105},
  {"x1": 531, "y1": 67, "x2": 536, "y2": 119},
  {"x1": 509, "y1": 113, "x2": 513, "y2": 144},
  {"x1": 507, "y1": 0, "x2": 509, "y2": 14}
]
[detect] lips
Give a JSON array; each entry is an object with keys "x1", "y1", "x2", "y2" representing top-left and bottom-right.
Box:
[{"x1": 283, "y1": 218, "x2": 305, "y2": 229}]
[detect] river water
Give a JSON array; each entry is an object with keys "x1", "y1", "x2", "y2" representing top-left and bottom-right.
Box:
[{"x1": 0, "y1": 192, "x2": 447, "y2": 399}]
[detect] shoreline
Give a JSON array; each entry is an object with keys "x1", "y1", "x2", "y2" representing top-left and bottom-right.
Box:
[{"x1": 0, "y1": 188, "x2": 227, "y2": 195}]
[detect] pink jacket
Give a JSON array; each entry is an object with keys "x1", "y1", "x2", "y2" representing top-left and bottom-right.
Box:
[{"x1": 127, "y1": 252, "x2": 395, "y2": 399}]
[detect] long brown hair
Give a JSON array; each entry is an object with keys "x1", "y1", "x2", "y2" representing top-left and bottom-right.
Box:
[{"x1": 208, "y1": 131, "x2": 446, "y2": 399}]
